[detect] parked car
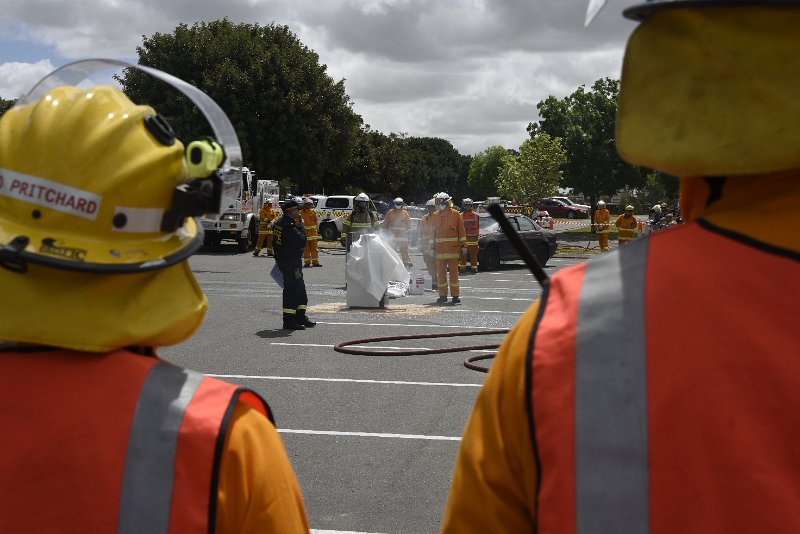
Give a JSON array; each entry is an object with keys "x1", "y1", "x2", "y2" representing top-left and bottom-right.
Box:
[
  {"x1": 551, "y1": 196, "x2": 590, "y2": 211},
  {"x1": 314, "y1": 195, "x2": 380, "y2": 241},
  {"x1": 477, "y1": 213, "x2": 557, "y2": 271},
  {"x1": 536, "y1": 198, "x2": 589, "y2": 219}
]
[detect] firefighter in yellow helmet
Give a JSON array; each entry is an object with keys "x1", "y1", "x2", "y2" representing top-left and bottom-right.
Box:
[
  {"x1": 254, "y1": 196, "x2": 277, "y2": 257},
  {"x1": 594, "y1": 199, "x2": 611, "y2": 251},
  {"x1": 0, "y1": 61, "x2": 308, "y2": 533},
  {"x1": 300, "y1": 197, "x2": 320, "y2": 267},
  {"x1": 616, "y1": 204, "x2": 638, "y2": 245},
  {"x1": 443, "y1": 2, "x2": 800, "y2": 532},
  {"x1": 430, "y1": 192, "x2": 466, "y2": 304},
  {"x1": 381, "y1": 197, "x2": 413, "y2": 268}
]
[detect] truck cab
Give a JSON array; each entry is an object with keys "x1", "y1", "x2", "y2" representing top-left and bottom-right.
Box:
[{"x1": 200, "y1": 167, "x2": 262, "y2": 251}]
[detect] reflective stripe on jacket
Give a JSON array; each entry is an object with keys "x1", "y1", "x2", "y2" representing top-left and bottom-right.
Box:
[
  {"x1": 0, "y1": 349, "x2": 271, "y2": 533},
  {"x1": 528, "y1": 222, "x2": 799, "y2": 533}
]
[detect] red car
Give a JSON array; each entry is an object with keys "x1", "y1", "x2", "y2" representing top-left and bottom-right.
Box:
[{"x1": 536, "y1": 198, "x2": 589, "y2": 219}]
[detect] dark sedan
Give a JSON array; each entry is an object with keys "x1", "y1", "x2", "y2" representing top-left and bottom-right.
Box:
[
  {"x1": 477, "y1": 213, "x2": 557, "y2": 271},
  {"x1": 536, "y1": 198, "x2": 589, "y2": 219}
]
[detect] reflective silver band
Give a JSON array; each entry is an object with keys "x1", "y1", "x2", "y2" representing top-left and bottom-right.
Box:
[
  {"x1": 118, "y1": 362, "x2": 203, "y2": 534},
  {"x1": 575, "y1": 237, "x2": 650, "y2": 533}
]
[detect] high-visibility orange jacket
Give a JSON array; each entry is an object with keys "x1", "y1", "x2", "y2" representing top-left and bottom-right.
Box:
[
  {"x1": 461, "y1": 210, "x2": 480, "y2": 244},
  {"x1": 382, "y1": 208, "x2": 411, "y2": 239},
  {"x1": 300, "y1": 207, "x2": 318, "y2": 240},
  {"x1": 0, "y1": 349, "x2": 309, "y2": 533},
  {"x1": 594, "y1": 208, "x2": 611, "y2": 232},
  {"x1": 616, "y1": 213, "x2": 638, "y2": 240},
  {"x1": 430, "y1": 207, "x2": 466, "y2": 260},
  {"x1": 442, "y1": 172, "x2": 800, "y2": 533},
  {"x1": 259, "y1": 204, "x2": 276, "y2": 227}
]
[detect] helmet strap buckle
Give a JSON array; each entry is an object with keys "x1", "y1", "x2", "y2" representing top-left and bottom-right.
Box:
[{"x1": 0, "y1": 236, "x2": 30, "y2": 274}]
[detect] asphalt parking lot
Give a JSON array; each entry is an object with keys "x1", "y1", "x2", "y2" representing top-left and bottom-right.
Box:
[{"x1": 160, "y1": 242, "x2": 587, "y2": 533}]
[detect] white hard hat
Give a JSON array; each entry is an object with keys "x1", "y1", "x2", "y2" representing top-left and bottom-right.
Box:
[
  {"x1": 435, "y1": 192, "x2": 451, "y2": 203},
  {"x1": 426, "y1": 199, "x2": 435, "y2": 207},
  {"x1": 393, "y1": 197, "x2": 403, "y2": 204},
  {"x1": 463, "y1": 198, "x2": 473, "y2": 205},
  {"x1": 355, "y1": 192, "x2": 370, "y2": 202},
  {"x1": 597, "y1": 200, "x2": 606, "y2": 207}
]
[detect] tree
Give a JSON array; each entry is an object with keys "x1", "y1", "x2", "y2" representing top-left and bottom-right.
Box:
[
  {"x1": 117, "y1": 19, "x2": 362, "y2": 193},
  {"x1": 0, "y1": 98, "x2": 14, "y2": 117},
  {"x1": 468, "y1": 145, "x2": 507, "y2": 200},
  {"x1": 497, "y1": 133, "x2": 566, "y2": 204},
  {"x1": 528, "y1": 78, "x2": 644, "y2": 216}
]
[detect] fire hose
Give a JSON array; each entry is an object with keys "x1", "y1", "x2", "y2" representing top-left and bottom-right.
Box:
[
  {"x1": 333, "y1": 203, "x2": 549, "y2": 373},
  {"x1": 333, "y1": 329, "x2": 510, "y2": 373}
]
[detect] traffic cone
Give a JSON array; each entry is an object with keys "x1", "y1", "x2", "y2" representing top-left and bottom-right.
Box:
[{"x1": 549, "y1": 218, "x2": 555, "y2": 230}]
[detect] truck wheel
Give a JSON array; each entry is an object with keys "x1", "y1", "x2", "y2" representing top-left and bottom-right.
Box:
[
  {"x1": 238, "y1": 227, "x2": 255, "y2": 252},
  {"x1": 320, "y1": 223, "x2": 338, "y2": 242}
]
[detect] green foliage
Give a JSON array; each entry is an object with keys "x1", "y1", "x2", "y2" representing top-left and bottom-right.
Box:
[
  {"x1": 497, "y1": 133, "x2": 566, "y2": 204},
  {"x1": 616, "y1": 171, "x2": 679, "y2": 213},
  {"x1": 117, "y1": 19, "x2": 362, "y2": 193},
  {"x1": 339, "y1": 131, "x2": 469, "y2": 203},
  {"x1": 468, "y1": 145, "x2": 506, "y2": 200},
  {"x1": 528, "y1": 78, "x2": 645, "y2": 212},
  {"x1": 0, "y1": 98, "x2": 14, "y2": 117}
]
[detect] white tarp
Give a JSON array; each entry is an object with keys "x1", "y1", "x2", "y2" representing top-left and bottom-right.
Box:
[{"x1": 346, "y1": 233, "x2": 409, "y2": 301}]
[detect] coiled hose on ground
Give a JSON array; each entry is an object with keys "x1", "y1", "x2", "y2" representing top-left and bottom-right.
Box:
[{"x1": 333, "y1": 328, "x2": 510, "y2": 373}]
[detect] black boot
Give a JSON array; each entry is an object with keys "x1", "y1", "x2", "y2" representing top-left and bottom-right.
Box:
[
  {"x1": 282, "y1": 314, "x2": 305, "y2": 330},
  {"x1": 297, "y1": 311, "x2": 316, "y2": 328}
]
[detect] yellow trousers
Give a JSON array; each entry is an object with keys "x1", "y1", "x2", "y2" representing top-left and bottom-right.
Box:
[
  {"x1": 304, "y1": 239, "x2": 319, "y2": 266},
  {"x1": 436, "y1": 258, "x2": 460, "y2": 297},
  {"x1": 459, "y1": 243, "x2": 479, "y2": 272}
]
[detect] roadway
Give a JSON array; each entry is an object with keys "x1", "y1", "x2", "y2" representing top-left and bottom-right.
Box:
[{"x1": 160, "y1": 244, "x2": 588, "y2": 534}]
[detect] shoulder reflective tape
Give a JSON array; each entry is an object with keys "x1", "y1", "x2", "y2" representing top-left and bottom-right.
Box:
[
  {"x1": 0, "y1": 168, "x2": 102, "y2": 220},
  {"x1": 575, "y1": 237, "x2": 649, "y2": 533},
  {"x1": 118, "y1": 362, "x2": 203, "y2": 534}
]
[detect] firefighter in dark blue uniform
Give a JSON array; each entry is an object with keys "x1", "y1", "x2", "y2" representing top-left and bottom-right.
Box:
[{"x1": 273, "y1": 197, "x2": 316, "y2": 330}]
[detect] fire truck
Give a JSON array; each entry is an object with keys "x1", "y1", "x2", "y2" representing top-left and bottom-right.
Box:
[{"x1": 200, "y1": 168, "x2": 279, "y2": 252}]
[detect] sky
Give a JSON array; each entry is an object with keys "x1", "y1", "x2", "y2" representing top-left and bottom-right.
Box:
[{"x1": 0, "y1": 0, "x2": 638, "y2": 156}]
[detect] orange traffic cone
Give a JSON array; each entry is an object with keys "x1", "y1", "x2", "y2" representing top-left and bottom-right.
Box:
[{"x1": 549, "y1": 219, "x2": 555, "y2": 230}]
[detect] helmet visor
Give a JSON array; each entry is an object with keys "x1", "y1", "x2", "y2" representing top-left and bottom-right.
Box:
[{"x1": 18, "y1": 59, "x2": 243, "y2": 219}]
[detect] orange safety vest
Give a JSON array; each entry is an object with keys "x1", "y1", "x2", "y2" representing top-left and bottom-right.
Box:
[
  {"x1": 430, "y1": 208, "x2": 466, "y2": 260},
  {"x1": 300, "y1": 207, "x2": 318, "y2": 240},
  {"x1": 0, "y1": 349, "x2": 271, "y2": 533},
  {"x1": 461, "y1": 210, "x2": 479, "y2": 239},
  {"x1": 528, "y1": 221, "x2": 798, "y2": 533},
  {"x1": 382, "y1": 208, "x2": 411, "y2": 238}
]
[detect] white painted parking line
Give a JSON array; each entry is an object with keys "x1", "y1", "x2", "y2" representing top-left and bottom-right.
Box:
[
  {"x1": 311, "y1": 530, "x2": 387, "y2": 534},
  {"x1": 448, "y1": 308, "x2": 524, "y2": 314},
  {"x1": 207, "y1": 374, "x2": 483, "y2": 388},
  {"x1": 279, "y1": 429, "x2": 461, "y2": 441}
]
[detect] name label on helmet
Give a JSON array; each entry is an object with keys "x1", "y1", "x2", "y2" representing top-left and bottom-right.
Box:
[{"x1": 0, "y1": 169, "x2": 101, "y2": 220}]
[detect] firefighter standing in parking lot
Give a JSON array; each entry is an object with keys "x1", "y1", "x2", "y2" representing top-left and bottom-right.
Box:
[
  {"x1": 273, "y1": 198, "x2": 316, "y2": 330},
  {"x1": 417, "y1": 199, "x2": 438, "y2": 288},
  {"x1": 459, "y1": 198, "x2": 480, "y2": 273},
  {"x1": 382, "y1": 197, "x2": 413, "y2": 268},
  {"x1": 342, "y1": 192, "x2": 379, "y2": 251},
  {"x1": 253, "y1": 197, "x2": 276, "y2": 257},
  {"x1": 594, "y1": 200, "x2": 611, "y2": 251},
  {"x1": 300, "y1": 197, "x2": 321, "y2": 267},
  {"x1": 430, "y1": 192, "x2": 466, "y2": 304},
  {"x1": 616, "y1": 204, "x2": 638, "y2": 245}
]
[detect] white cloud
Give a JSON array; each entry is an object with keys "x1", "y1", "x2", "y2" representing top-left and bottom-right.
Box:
[
  {"x1": 0, "y1": 0, "x2": 637, "y2": 153},
  {"x1": 0, "y1": 60, "x2": 55, "y2": 100}
]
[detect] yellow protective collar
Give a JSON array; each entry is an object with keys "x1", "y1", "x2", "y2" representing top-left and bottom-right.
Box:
[
  {"x1": 0, "y1": 261, "x2": 207, "y2": 352},
  {"x1": 617, "y1": 7, "x2": 800, "y2": 176}
]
